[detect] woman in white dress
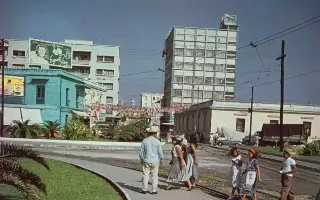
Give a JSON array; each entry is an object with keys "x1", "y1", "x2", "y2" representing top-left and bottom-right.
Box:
[{"x1": 227, "y1": 147, "x2": 242, "y2": 199}]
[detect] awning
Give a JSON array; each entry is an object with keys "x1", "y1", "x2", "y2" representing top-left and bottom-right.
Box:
[
  {"x1": 72, "y1": 110, "x2": 89, "y2": 118},
  {"x1": 21, "y1": 108, "x2": 43, "y2": 125},
  {"x1": 3, "y1": 108, "x2": 22, "y2": 125}
]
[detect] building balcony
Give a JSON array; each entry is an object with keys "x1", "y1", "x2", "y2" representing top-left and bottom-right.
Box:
[{"x1": 72, "y1": 59, "x2": 90, "y2": 65}]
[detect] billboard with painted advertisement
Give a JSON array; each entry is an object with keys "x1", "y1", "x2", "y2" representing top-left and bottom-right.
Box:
[
  {"x1": 29, "y1": 38, "x2": 72, "y2": 68},
  {"x1": 0, "y1": 74, "x2": 25, "y2": 96}
]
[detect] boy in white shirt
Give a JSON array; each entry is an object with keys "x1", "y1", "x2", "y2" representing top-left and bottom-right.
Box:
[{"x1": 279, "y1": 149, "x2": 297, "y2": 200}]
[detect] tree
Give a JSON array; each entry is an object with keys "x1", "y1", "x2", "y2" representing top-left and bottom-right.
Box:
[
  {"x1": 115, "y1": 119, "x2": 149, "y2": 142},
  {"x1": 0, "y1": 142, "x2": 50, "y2": 199},
  {"x1": 4, "y1": 120, "x2": 43, "y2": 139},
  {"x1": 43, "y1": 120, "x2": 60, "y2": 138}
]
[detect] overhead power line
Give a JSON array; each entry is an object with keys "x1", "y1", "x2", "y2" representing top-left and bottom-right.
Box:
[
  {"x1": 120, "y1": 68, "x2": 163, "y2": 77},
  {"x1": 237, "y1": 68, "x2": 320, "y2": 91}
]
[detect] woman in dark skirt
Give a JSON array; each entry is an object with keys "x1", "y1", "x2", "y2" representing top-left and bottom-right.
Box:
[{"x1": 166, "y1": 137, "x2": 192, "y2": 191}]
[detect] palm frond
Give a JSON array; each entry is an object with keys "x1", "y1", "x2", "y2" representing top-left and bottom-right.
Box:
[
  {"x1": 0, "y1": 158, "x2": 47, "y2": 193},
  {"x1": 0, "y1": 171, "x2": 42, "y2": 200},
  {"x1": 0, "y1": 143, "x2": 49, "y2": 170}
]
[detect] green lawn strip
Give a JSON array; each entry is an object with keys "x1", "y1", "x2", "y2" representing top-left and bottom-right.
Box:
[{"x1": 0, "y1": 159, "x2": 122, "y2": 200}]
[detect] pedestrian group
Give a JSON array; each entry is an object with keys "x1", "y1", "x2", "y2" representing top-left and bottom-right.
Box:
[{"x1": 139, "y1": 126, "x2": 298, "y2": 200}]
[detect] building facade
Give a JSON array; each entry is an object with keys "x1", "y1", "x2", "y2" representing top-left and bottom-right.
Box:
[
  {"x1": 174, "y1": 100, "x2": 320, "y2": 143},
  {"x1": 3, "y1": 38, "x2": 120, "y2": 119},
  {"x1": 162, "y1": 14, "x2": 239, "y2": 123},
  {"x1": 2, "y1": 68, "x2": 106, "y2": 127},
  {"x1": 140, "y1": 92, "x2": 163, "y2": 108}
]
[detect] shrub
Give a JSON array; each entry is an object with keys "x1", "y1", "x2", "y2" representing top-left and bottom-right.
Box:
[
  {"x1": 114, "y1": 119, "x2": 149, "y2": 142},
  {"x1": 63, "y1": 120, "x2": 90, "y2": 140},
  {"x1": 303, "y1": 140, "x2": 320, "y2": 156},
  {"x1": 4, "y1": 120, "x2": 43, "y2": 139}
]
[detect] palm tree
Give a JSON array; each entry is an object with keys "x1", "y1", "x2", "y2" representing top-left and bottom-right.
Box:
[
  {"x1": 0, "y1": 142, "x2": 50, "y2": 199},
  {"x1": 4, "y1": 120, "x2": 43, "y2": 139},
  {"x1": 43, "y1": 120, "x2": 60, "y2": 138}
]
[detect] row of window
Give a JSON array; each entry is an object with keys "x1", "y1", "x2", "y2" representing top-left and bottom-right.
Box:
[
  {"x1": 174, "y1": 35, "x2": 237, "y2": 44},
  {"x1": 173, "y1": 76, "x2": 235, "y2": 85},
  {"x1": 174, "y1": 49, "x2": 235, "y2": 59},
  {"x1": 172, "y1": 90, "x2": 234, "y2": 98},
  {"x1": 10, "y1": 50, "x2": 115, "y2": 63},
  {"x1": 174, "y1": 62, "x2": 235, "y2": 72}
]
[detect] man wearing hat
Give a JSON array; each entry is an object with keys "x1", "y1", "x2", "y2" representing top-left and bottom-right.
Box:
[{"x1": 139, "y1": 125, "x2": 164, "y2": 195}]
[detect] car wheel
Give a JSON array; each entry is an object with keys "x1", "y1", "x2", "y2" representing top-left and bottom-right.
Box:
[{"x1": 218, "y1": 142, "x2": 223, "y2": 146}]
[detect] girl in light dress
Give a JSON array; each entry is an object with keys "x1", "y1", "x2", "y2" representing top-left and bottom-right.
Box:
[{"x1": 227, "y1": 147, "x2": 242, "y2": 200}]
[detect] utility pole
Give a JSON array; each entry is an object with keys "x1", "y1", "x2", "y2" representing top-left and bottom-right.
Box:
[
  {"x1": 276, "y1": 40, "x2": 286, "y2": 152},
  {"x1": 248, "y1": 86, "x2": 254, "y2": 145},
  {"x1": 0, "y1": 38, "x2": 8, "y2": 137}
]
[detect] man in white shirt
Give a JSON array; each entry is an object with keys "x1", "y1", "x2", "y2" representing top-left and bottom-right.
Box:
[
  {"x1": 279, "y1": 149, "x2": 297, "y2": 200},
  {"x1": 209, "y1": 133, "x2": 214, "y2": 146}
]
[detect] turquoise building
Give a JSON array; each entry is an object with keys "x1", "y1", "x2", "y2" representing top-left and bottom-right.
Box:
[{"x1": 3, "y1": 68, "x2": 106, "y2": 127}]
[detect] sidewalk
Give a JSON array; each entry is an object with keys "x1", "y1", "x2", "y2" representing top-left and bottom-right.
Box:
[
  {"x1": 44, "y1": 155, "x2": 221, "y2": 200},
  {"x1": 211, "y1": 145, "x2": 320, "y2": 172}
]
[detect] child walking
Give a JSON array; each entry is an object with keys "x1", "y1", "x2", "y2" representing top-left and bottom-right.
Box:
[{"x1": 227, "y1": 147, "x2": 242, "y2": 200}]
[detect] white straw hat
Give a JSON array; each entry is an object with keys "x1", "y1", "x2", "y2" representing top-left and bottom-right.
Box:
[{"x1": 146, "y1": 125, "x2": 159, "y2": 133}]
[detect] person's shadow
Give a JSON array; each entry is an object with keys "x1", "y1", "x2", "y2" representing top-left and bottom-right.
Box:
[{"x1": 117, "y1": 182, "x2": 141, "y2": 193}]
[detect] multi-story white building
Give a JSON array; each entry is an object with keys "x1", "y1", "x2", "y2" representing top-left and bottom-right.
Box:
[
  {"x1": 140, "y1": 92, "x2": 163, "y2": 108},
  {"x1": 3, "y1": 38, "x2": 120, "y2": 120},
  {"x1": 162, "y1": 14, "x2": 239, "y2": 123}
]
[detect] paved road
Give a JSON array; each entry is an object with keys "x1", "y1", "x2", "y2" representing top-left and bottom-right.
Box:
[
  {"x1": 33, "y1": 145, "x2": 319, "y2": 198},
  {"x1": 45, "y1": 155, "x2": 219, "y2": 200}
]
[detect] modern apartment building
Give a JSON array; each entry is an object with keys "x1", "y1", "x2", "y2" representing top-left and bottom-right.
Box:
[
  {"x1": 162, "y1": 14, "x2": 239, "y2": 123},
  {"x1": 2, "y1": 39, "x2": 120, "y2": 119},
  {"x1": 140, "y1": 92, "x2": 163, "y2": 108}
]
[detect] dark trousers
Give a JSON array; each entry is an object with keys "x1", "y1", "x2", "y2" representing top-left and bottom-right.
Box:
[{"x1": 280, "y1": 174, "x2": 294, "y2": 200}]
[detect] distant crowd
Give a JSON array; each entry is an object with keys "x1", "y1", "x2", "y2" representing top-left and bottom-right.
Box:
[{"x1": 139, "y1": 127, "x2": 298, "y2": 200}]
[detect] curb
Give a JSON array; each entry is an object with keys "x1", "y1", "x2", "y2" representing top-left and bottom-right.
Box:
[
  {"x1": 44, "y1": 156, "x2": 131, "y2": 200},
  {"x1": 211, "y1": 145, "x2": 320, "y2": 173}
]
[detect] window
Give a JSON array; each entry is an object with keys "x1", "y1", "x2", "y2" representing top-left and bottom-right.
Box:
[
  {"x1": 206, "y1": 50, "x2": 215, "y2": 58},
  {"x1": 36, "y1": 85, "x2": 45, "y2": 104},
  {"x1": 215, "y1": 78, "x2": 225, "y2": 85},
  {"x1": 106, "y1": 96, "x2": 113, "y2": 104},
  {"x1": 194, "y1": 76, "x2": 203, "y2": 84},
  {"x1": 270, "y1": 120, "x2": 278, "y2": 124},
  {"x1": 96, "y1": 69, "x2": 114, "y2": 76},
  {"x1": 184, "y1": 62, "x2": 193, "y2": 70},
  {"x1": 195, "y1": 63, "x2": 204, "y2": 71},
  {"x1": 236, "y1": 118, "x2": 245, "y2": 132},
  {"x1": 173, "y1": 89, "x2": 182, "y2": 97},
  {"x1": 194, "y1": 90, "x2": 203, "y2": 98},
  {"x1": 12, "y1": 64, "x2": 25, "y2": 69},
  {"x1": 174, "y1": 62, "x2": 183, "y2": 69},
  {"x1": 173, "y1": 75, "x2": 183, "y2": 83},
  {"x1": 205, "y1": 77, "x2": 213, "y2": 85},
  {"x1": 97, "y1": 56, "x2": 114, "y2": 63},
  {"x1": 100, "y1": 83, "x2": 113, "y2": 90},
  {"x1": 175, "y1": 34, "x2": 185, "y2": 40},
  {"x1": 13, "y1": 50, "x2": 25, "y2": 57},
  {"x1": 153, "y1": 97, "x2": 155, "y2": 100},
  {"x1": 204, "y1": 91, "x2": 213, "y2": 98},
  {"x1": 216, "y1": 50, "x2": 226, "y2": 58},
  {"x1": 66, "y1": 88, "x2": 70, "y2": 107},
  {"x1": 65, "y1": 115, "x2": 69, "y2": 124},
  {"x1": 29, "y1": 65, "x2": 41, "y2": 69},
  {"x1": 182, "y1": 90, "x2": 192, "y2": 97},
  {"x1": 184, "y1": 76, "x2": 193, "y2": 83},
  {"x1": 185, "y1": 35, "x2": 195, "y2": 41},
  {"x1": 106, "y1": 110, "x2": 113, "y2": 115},
  {"x1": 144, "y1": 96, "x2": 148, "y2": 101},
  {"x1": 174, "y1": 48, "x2": 184, "y2": 56},
  {"x1": 215, "y1": 64, "x2": 225, "y2": 72},
  {"x1": 213, "y1": 91, "x2": 224, "y2": 99},
  {"x1": 204, "y1": 63, "x2": 214, "y2": 71},
  {"x1": 185, "y1": 49, "x2": 194, "y2": 57},
  {"x1": 227, "y1": 51, "x2": 236, "y2": 59},
  {"x1": 196, "y1": 49, "x2": 205, "y2": 57},
  {"x1": 225, "y1": 92, "x2": 234, "y2": 96},
  {"x1": 217, "y1": 37, "x2": 227, "y2": 43},
  {"x1": 226, "y1": 78, "x2": 235, "y2": 86},
  {"x1": 76, "y1": 90, "x2": 80, "y2": 108}
]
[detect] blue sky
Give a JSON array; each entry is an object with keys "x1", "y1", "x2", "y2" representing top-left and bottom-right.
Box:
[{"x1": 1, "y1": 0, "x2": 320, "y2": 104}]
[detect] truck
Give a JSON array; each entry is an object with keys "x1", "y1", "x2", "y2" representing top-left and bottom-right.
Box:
[{"x1": 242, "y1": 124, "x2": 306, "y2": 146}]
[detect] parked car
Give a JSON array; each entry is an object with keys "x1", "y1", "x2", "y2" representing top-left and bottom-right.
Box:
[{"x1": 217, "y1": 135, "x2": 242, "y2": 146}]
